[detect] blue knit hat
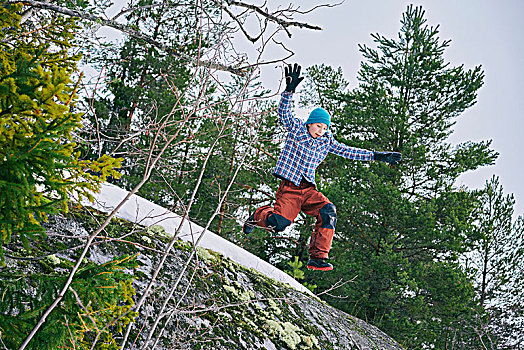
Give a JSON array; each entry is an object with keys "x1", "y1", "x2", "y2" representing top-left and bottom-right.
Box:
[{"x1": 306, "y1": 107, "x2": 331, "y2": 129}]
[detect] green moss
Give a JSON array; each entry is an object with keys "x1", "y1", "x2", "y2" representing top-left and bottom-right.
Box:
[
  {"x1": 147, "y1": 224, "x2": 169, "y2": 238},
  {"x1": 265, "y1": 319, "x2": 314, "y2": 350},
  {"x1": 196, "y1": 246, "x2": 216, "y2": 263},
  {"x1": 45, "y1": 254, "x2": 61, "y2": 266},
  {"x1": 281, "y1": 322, "x2": 302, "y2": 349},
  {"x1": 268, "y1": 298, "x2": 282, "y2": 315}
]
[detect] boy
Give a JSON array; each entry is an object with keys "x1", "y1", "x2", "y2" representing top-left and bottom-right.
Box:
[{"x1": 243, "y1": 64, "x2": 401, "y2": 271}]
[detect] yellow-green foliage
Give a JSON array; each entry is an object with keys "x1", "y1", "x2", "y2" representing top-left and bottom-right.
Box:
[
  {"x1": 76, "y1": 279, "x2": 138, "y2": 349},
  {"x1": 286, "y1": 256, "x2": 305, "y2": 280},
  {"x1": 0, "y1": 254, "x2": 139, "y2": 349},
  {"x1": 0, "y1": 4, "x2": 122, "y2": 264},
  {"x1": 285, "y1": 256, "x2": 317, "y2": 292}
]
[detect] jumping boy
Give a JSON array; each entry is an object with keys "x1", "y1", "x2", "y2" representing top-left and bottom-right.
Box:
[{"x1": 243, "y1": 63, "x2": 401, "y2": 271}]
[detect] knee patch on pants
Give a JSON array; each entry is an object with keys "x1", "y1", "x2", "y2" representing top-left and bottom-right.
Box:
[
  {"x1": 265, "y1": 213, "x2": 292, "y2": 232},
  {"x1": 319, "y1": 203, "x2": 337, "y2": 229}
]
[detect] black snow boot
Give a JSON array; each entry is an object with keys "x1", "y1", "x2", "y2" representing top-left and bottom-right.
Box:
[
  {"x1": 242, "y1": 212, "x2": 256, "y2": 234},
  {"x1": 307, "y1": 259, "x2": 333, "y2": 271}
]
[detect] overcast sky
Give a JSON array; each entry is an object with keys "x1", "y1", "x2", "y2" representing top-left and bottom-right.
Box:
[{"x1": 242, "y1": 0, "x2": 524, "y2": 217}]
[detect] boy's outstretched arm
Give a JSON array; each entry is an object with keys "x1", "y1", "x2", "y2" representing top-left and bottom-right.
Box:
[
  {"x1": 278, "y1": 63, "x2": 305, "y2": 131},
  {"x1": 329, "y1": 139, "x2": 402, "y2": 165},
  {"x1": 329, "y1": 139, "x2": 374, "y2": 161}
]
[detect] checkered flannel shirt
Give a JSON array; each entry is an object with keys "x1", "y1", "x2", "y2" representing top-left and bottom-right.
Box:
[{"x1": 273, "y1": 91, "x2": 374, "y2": 186}]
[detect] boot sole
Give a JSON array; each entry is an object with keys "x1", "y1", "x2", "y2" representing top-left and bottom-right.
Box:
[{"x1": 306, "y1": 265, "x2": 333, "y2": 271}]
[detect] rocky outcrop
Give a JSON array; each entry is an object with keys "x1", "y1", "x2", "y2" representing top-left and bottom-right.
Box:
[
  {"x1": 3, "y1": 181, "x2": 403, "y2": 349},
  {"x1": 22, "y1": 209, "x2": 403, "y2": 350}
]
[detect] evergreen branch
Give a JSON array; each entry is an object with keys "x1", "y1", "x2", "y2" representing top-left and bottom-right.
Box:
[
  {"x1": 66, "y1": 71, "x2": 83, "y2": 106},
  {"x1": 348, "y1": 217, "x2": 379, "y2": 251},
  {"x1": 8, "y1": 0, "x2": 247, "y2": 76},
  {"x1": 7, "y1": 22, "x2": 53, "y2": 40}
]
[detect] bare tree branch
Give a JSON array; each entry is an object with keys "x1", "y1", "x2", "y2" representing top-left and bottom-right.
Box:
[
  {"x1": 9, "y1": 0, "x2": 248, "y2": 75},
  {"x1": 316, "y1": 276, "x2": 358, "y2": 297},
  {"x1": 226, "y1": 1, "x2": 323, "y2": 34},
  {"x1": 288, "y1": 1, "x2": 344, "y2": 15},
  {"x1": 143, "y1": 113, "x2": 260, "y2": 348},
  {"x1": 12, "y1": 0, "x2": 332, "y2": 75},
  {"x1": 220, "y1": 3, "x2": 267, "y2": 43},
  {"x1": 111, "y1": 3, "x2": 169, "y2": 21}
]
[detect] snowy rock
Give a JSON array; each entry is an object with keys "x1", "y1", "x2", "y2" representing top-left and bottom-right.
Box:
[
  {"x1": 3, "y1": 181, "x2": 404, "y2": 349},
  {"x1": 81, "y1": 182, "x2": 313, "y2": 295},
  {"x1": 34, "y1": 207, "x2": 403, "y2": 349}
]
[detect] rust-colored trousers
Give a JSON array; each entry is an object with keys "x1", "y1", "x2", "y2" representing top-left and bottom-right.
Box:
[{"x1": 252, "y1": 179, "x2": 337, "y2": 259}]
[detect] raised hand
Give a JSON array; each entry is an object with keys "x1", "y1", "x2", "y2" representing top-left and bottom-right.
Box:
[
  {"x1": 373, "y1": 151, "x2": 402, "y2": 165},
  {"x1": 284, "y1": 63, "x2": 304, "y2": 93}
]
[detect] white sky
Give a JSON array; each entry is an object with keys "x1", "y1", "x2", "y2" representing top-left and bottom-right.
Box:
[{"x1": 240, "y1": 0, "x2": 524, "y2": 217}]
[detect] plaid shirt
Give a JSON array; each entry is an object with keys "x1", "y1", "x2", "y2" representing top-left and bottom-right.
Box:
[{"x1": 273, "y1": 91, "x2": 374, "y2": 186}]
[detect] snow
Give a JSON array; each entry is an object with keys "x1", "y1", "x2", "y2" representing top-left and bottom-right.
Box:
[{"x1": 81, "y1": 182, "x2": 313, "y2": 295}]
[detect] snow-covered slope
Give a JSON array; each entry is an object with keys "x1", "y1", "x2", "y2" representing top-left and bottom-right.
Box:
[{"x1": 82, "y1": 182, "x2": 312, "y2": 295}]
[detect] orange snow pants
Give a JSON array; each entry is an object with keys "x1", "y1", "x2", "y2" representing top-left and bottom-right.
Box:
[{"x1": 252, "y1": 179, "x2": 337, "y2": 259}]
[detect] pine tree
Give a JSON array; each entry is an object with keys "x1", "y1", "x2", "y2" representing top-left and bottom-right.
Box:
[
  {"x1": 301, "y1": 6, "x2": 498, "y2": 348},
  {"x1": 0, "y1": 4, "x2": 121, "y2": 264},
  {"x1": 469, "y1": 176, "x2": 524, "y2": 348},
  {"x1": 81, "y1": 1, "x2": 281, "y2": 243},
  {"x1": 82, "y1": 0, "x2": 205, "y2": 205}
]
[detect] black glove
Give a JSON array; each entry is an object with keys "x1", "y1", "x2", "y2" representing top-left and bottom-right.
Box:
[
  {"x1": 284, "y1": 63, "x2": 304, "y2": 93},
  {"x1": 374, "y1": 151, "x2": 402, "y2": 165}
]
